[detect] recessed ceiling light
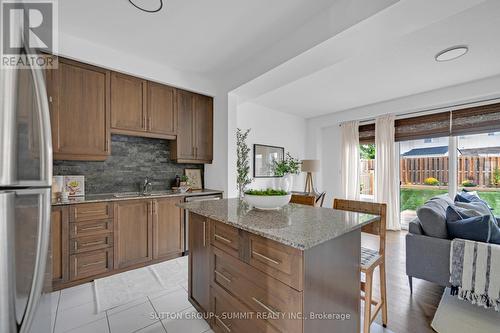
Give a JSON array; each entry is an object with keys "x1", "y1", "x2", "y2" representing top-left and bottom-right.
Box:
[{"x1": 435, "y1": 46, "x2": 469, "y2": 62}]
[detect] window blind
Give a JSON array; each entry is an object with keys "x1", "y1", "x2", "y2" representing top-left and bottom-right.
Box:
[{"x1": 357, "y1": 101, "x2": 500, "y2": 142}]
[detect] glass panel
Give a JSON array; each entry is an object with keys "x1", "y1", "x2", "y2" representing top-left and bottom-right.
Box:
[
  {"x1": 399, "y1": 137, "x2": 449, "y2": 229},
  {"x1": 360, "y1": 144, "x2": 375, "y2": 200},
  {"x1": 457, "y1": 132, "x2": 500, "y2": 215},
  {"x1": 16, "y1": 68, "x2": 42, "y2": 181}
]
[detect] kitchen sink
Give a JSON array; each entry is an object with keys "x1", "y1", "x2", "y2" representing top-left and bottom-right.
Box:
[
  {"x1": 113, "y1": 191, "x2": 178, "y2": 198},
  {"x1": 113, "y1": 192, "x2": 141, "y2": 198}
]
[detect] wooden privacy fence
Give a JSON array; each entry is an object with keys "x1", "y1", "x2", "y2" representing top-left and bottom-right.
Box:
[{"x1": 400, "y1": 156, "x2": 500, "y2": 186}]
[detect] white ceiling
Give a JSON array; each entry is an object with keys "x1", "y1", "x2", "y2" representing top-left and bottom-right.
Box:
[
  {"x1": 239, "y1": 0, "x2": 500, "y2": 118},
  {"x1": 59, "y1": 0, "x2": 336, "y2": 76}
]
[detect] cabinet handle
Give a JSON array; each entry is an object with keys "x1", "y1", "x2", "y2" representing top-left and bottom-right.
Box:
[
  {"x1": 214, "y1": 270, "x2": 232, "y2": 283},
  {"x1": 81, "y1": 260, "x2": 105, "y2": 268},
  {"x1": 214, "y1": 234, "x2": 232, "y2": 244},
  {"x1": 215, "y1": 316, "x2": 231, "y2": 332},
  {"x1": 202, "y1": 221, "x2": 206, "y2": 247},
  {"x1": 80, "y1": 225, "x2": 104, "y2": 232},
  {"x1": 80, "y1": 240, "x2": 105, "y2": 247},
  {"x1": 251, "y1": 297, "x2": 280, "y2": 316},
  {"x1": 252, "y1": 251, "x2": 281, "y2": 265}
]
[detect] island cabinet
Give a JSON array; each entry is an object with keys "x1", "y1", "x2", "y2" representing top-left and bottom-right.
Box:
[
  {"x1": 187, "y1": 212, "x2": 363, "y2": 333},
  {"x1": 188, "y1": 212, "x2": 211, "y2": 313}
]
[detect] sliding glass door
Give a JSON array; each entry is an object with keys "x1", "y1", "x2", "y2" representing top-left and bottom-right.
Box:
[
  {"x1": 457, "y1": 131, "x2": 500, "y2": 215},
  {"x1": 399, "y1": 137, "x2": 449, "y2": 229}
]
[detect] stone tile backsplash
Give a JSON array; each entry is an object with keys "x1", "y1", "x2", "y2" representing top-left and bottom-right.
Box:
[{"x1": 53, "y1": 135, "x2": 204, "y2": 194}]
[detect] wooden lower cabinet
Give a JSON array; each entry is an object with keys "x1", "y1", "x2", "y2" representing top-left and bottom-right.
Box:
[
  {"x1": 70, "y1": 248, "x2": 113, "y2": 281},
  {"x1": 52, "y1": 197, "x2": 184, "y2": 289},
  {"x1": 153, "y1": 197, "x2": 184, "y2": 260},
  {"x1": 114, "y1": 200, "x2": 153, "y2": 269},
  {"x1": 188, "y1": 213, "x2": 211, "y2": 313},
  {"x1": 51, "y1": 206, "x2": 69, "y2": 287}
]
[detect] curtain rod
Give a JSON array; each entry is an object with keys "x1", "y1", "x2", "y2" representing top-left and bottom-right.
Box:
[{"x1": 340, "y1": 96, "x2": 500, "y2": 126}]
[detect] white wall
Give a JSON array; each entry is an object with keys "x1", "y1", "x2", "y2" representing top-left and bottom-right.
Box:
[
  {"x1": 237, "y1": 102, "x2": 306, "y2": 192},
  {"x1": 307, "y1": 74, "x2": 500, "y2": 207}
]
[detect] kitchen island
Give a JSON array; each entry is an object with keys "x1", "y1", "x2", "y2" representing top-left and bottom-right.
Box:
[{"x1": 178, "y1": 198, "x2": 379, "y2": 333}]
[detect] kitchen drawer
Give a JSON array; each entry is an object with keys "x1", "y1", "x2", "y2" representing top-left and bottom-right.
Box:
[
  {"x1": 70, "y1": 248, "x2": 113, "y2": 281},
  {"x1": 70, "y1": 219, "x2": 113, "y2": 238},
  {"x1": 247, "y1": 234, "x2": 303, "y2": 290},
  {"x1": 211, "y1": 284, "x2": 281, "y2": 333},
  {"x1": 210, "y1": 220, "x2": 239, "y2": 258},
  {"x1": 70, "y1": 202, "x2": 113, "y2": 222},
  {"x1": 70, "y1": 234, "x2": 113, "y2": 254},
  {"x1": 212, "y1": 247, "x2": 302, "y2": 333}
]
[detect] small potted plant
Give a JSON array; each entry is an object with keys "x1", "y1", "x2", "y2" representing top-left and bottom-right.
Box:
[
  {"x1": 273, "y1": 153, "x2": 301, "y2": 192},
  {"x1": 179, "y1": 175, "x2": 190, "y2": 193},
  {"x1": 243, "y1": 188, "x2": 292, "y2": 210}
]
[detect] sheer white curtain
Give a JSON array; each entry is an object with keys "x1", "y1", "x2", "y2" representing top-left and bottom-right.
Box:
[
  {"x1": 340, "y1": 120, "x2": 360, "y2": 200},
  {"x1": 375, "y1": 114, "x2": 401, "y2": 230}
]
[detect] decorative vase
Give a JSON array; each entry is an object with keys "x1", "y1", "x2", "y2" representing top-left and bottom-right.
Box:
[{"x1": 279, "y1": 174, "x2": 294, "y2": 192}]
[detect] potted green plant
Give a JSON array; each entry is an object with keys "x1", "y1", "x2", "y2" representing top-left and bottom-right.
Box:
[
  {"x1": 273, "y1": 153, "x2": 301, "y2": 192},
  {"x1": 179, "y1": 175, "x2": 190, "y2": 193},
  {"x1": 243, "y1": 188, "x2": 291, "y2": 210},
  {"x1": 237, "y1": 128, "x2": 252, "y2": 198}
]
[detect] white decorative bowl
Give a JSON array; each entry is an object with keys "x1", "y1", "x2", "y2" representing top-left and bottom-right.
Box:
[{"x1": 243, "y1": 194, "x2": 292, "y2": 210}]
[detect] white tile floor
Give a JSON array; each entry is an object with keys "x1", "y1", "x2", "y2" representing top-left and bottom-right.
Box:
[
  {"x1": 50, "y1": 255, "x2": 392, "y2": 333},
  {"x1": 50, "y1": 256, "x2": 213, "y2": 333}
]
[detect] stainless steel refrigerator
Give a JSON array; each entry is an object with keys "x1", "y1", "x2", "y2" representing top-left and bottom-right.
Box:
[{"x1": 0, "y1": 28, "x2": 53, "y2": 333}]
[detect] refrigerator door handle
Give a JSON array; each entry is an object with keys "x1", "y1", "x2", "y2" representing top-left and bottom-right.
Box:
[
  {"x1": 19, "y1": 189, "x2": 51, "y2": 333},
  {"x1": 30, "y1": 59, "x2": 53, "y2": 186},
  {"x1": 0, "y1": 68, "x2": 19, "y2": 186},
  {"x1": 0, "y1": 192, "x2": 16, "y2": 333}
]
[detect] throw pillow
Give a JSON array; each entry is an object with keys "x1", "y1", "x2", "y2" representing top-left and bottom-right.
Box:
[
  {"x1": 455, "y1": 201, "x2": 496, "y2": 226},
  {"x1": 416, "y1": 200, "x2": 448, "y2": 239},
  {"x1": 455, "y1": 191, "x2": 493, "y2": 209},
  {"x1": 490, "y1": 221, "x2": 500, "y2": 244},
  {"x1": 446, "y1": 215, "x2": 491, "y2": 242},
  {"x1": 446, "y1": 205, "x2": 481, "y2": 221}
]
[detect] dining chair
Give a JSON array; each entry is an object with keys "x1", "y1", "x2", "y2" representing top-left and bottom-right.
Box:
[
  {"x1": 290, "y1": 194, "x2": 316, "y2": 206},
  {"x1": 333, "y1": 199, "x2": 388, "y2": 333}
]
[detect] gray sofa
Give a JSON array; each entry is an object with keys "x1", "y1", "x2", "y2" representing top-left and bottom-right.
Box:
[{"x1": 406, "y1": 194, "x2": 499, "y2": 292}]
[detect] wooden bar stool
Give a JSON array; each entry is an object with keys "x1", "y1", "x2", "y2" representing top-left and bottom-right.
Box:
[
  {"x1": 333, "y1": 199, "x2": 388, "y2": 333},
  {"x1": 290, "y1": 194, "x2": 316, "y2": 206}
]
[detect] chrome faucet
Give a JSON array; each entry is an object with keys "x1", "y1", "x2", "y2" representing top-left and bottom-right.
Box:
[{"x1": 142, "y1": 177, "x2": 152, "y2": 195}]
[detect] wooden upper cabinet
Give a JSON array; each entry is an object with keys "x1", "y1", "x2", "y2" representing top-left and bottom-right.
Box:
[
  {"x1": 173, "y1": 90, "x2": 196, "y2": 160},
  {"x1": 193, "y1": 94, "x2": 213, "y2": 162},
  {"x1": 114, "y1": 200, "x2": 153, "y2": 269},
  {"x1": 147, "y1": 82, "x2": 176, "y2": 137},
  {"x1": 153, "y1": 197, "x2": 184, "y2": 260},
  {"x1": 110, "y1": 72, "x2": 147, "y2": 134},
  {"x1": 172, "y1": 91, "x2": 213, "y2": 163},
  {"x1": 49, "y1": 58, "x2": 111, "y2": 160}
]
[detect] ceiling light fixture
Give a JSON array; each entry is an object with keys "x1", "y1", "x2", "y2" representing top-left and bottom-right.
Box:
[
  {"x1": 128, "y1": 0, "x2": 163, "y2": 13},
  {"x1": 435, "y1": 46, "x2": 468, "y2": 62}
]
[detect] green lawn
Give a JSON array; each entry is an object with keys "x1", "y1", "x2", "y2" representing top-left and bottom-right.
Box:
[{"x1": 400, "y1": 188, "x2": 500, "y2": 215}]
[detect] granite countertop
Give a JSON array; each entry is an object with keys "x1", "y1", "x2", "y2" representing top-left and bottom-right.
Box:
[
  {"x1": 52, "y1": 189, "x2": 223, "y2": 206},
  {"x1": 178, "y1": 198, "x2": 379, "y2": 250}
]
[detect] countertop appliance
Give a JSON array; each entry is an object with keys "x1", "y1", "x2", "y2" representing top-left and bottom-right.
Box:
[
  {"x1": 0, "y1": 20, "x2": 53, "y2": 333},
  {"x1": 184, "y1": 193, "x2": 222, "y2": 253}
]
